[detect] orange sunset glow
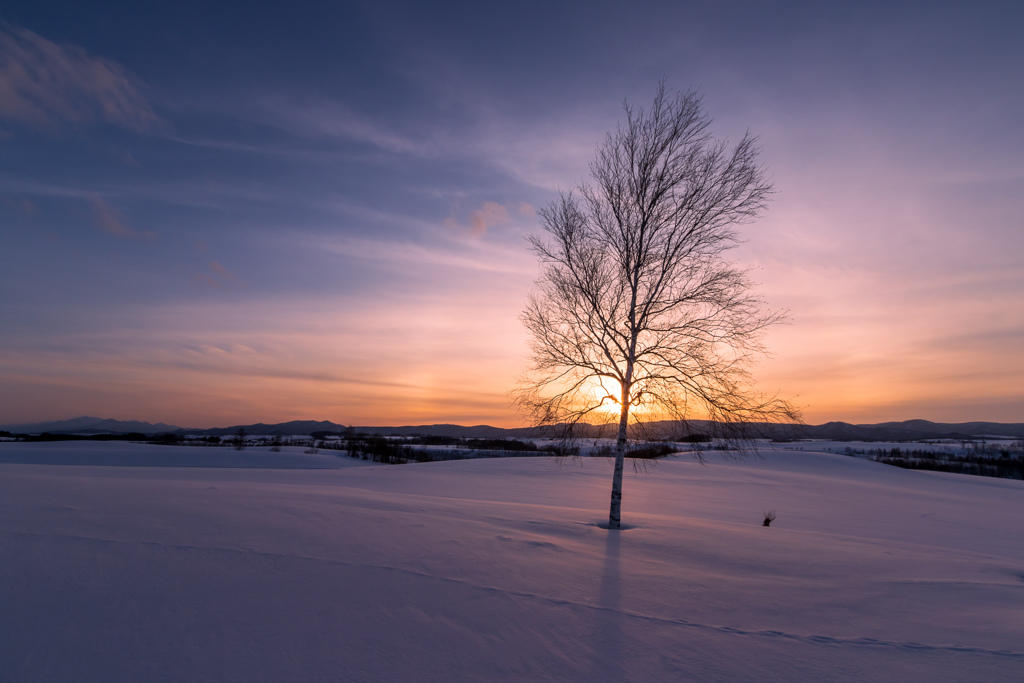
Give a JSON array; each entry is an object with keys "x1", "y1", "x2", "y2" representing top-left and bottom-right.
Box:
[{"x1": 1, "y1": 3, "x2": 1021, "y2": 430}]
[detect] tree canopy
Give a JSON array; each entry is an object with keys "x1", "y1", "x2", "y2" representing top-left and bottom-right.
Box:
[{"x1": 516, "y1": 84, "x2": 800, "y2": 528}]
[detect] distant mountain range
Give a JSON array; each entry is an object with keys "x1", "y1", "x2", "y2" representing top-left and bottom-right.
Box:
[
  {"x1": 767, "y1": 419, "x2": 1024, "y2": 441},
  {"x1": 0, "y1": 416, "x2": 186, "y2": 435},
  {"x1": 3, "y1": 416, "x2": 1023, "y2": 441}
]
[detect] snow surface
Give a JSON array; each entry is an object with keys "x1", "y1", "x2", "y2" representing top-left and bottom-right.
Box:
[
  {"x1": 1, "y1": 442, "x2": 1022, "y2": 682},
  {"x1": 0, "y1": 441, "x2": 375, "y2": 469}
]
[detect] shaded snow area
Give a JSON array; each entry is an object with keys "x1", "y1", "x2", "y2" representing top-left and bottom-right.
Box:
[
  {"x1": 0, "y1": 441, "x2": 376, "y2": 469},
  {"x1": 1, "y1": 443, "x2": 1022, "y2": 682}
]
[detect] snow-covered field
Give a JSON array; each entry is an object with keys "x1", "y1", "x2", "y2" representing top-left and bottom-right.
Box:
[{"x1": 1, "y1": 442, "x2": 1022, "y2": 682}]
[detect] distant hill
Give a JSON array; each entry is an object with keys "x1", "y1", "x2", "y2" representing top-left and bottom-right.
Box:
[
  {"x1": 196, "y1": 420, "x2": 349, "y2": 437},
  {"x1": 185, "y1": 421, "x2": 550, "y2": 438},
  {"x1": 4, "y1": 417, "x2": 1023, "y2": 440},
  {"x1": 0, "y1": 416, "x2": 185, "y2": 435},
  {"x1": 769, "y1": 420, "x2": 1024, "y2": 441}
]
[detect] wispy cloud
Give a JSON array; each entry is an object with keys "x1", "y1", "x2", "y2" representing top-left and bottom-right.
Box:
[
  {"x1": 193, "y1": 261, "x2": 236, "y2": 288},
  {"x1": 245, "y1": 88, "x2": 605, "y2": 191},
  {"x1": 318, "y1": 233, "x2": 534, "y2": 276},
  {"x1": 257, "y1": 97, "x2": 438, "y2": 156},
  {"x1": 90, "y1": 198, "x2": 152, "y2": 239},
  {"x1": 468, "y1": 201, "x2": 509, "y2": 236},
  {"x1": 0, "y1": 24, "x2": 159, "y2": 131},
  {"x1": 445, "y1": 200, "x2": 511, "y2": 236},
  {"x1": 208, "y1": 261, "x2": 234, "y2": 281}
]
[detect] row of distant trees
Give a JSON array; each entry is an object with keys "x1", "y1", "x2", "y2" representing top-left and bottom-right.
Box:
[
  {"x1": 839, "y1": 444, "x2": 1024, "y2": 480},
  {"x1": 132, "y1": 430, "x2": 691, "y2": 464}
]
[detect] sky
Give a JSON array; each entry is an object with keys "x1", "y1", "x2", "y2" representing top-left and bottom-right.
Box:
[{"x1": 1, "y1": 0, "x2": 1022, "y2": 429}]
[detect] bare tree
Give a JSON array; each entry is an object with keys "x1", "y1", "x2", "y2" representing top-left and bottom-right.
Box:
[{"x1": 515, "y1": 84, "x2": 800, "y2": 529}]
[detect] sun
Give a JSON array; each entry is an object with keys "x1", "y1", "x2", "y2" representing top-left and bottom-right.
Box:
[{"x1": 582, "y1": 376, "x2": 622, "y2": 417}]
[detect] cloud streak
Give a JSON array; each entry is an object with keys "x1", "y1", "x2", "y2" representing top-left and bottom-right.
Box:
[
  {"x1": 90, "y1": 198, "x2": 154, "y2": 240},
  {"x1": 445, "y1": 200, "x2": 513, "y2": 237},
  {"x1": 0, "y1": 24, "x2": 158, "y2": 131},
  {"x1": 318, "y1": 233, "x2": 535, "y2": 276}
]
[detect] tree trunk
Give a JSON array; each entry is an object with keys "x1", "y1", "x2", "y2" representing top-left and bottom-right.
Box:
[{"x1": 608, "y1": 382, "x2": 630, "y2": 529}]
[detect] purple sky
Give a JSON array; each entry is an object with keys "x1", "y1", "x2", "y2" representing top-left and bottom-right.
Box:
[{"x1": 1, "y1": 1, "x2": 1022, "y2": 428}]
